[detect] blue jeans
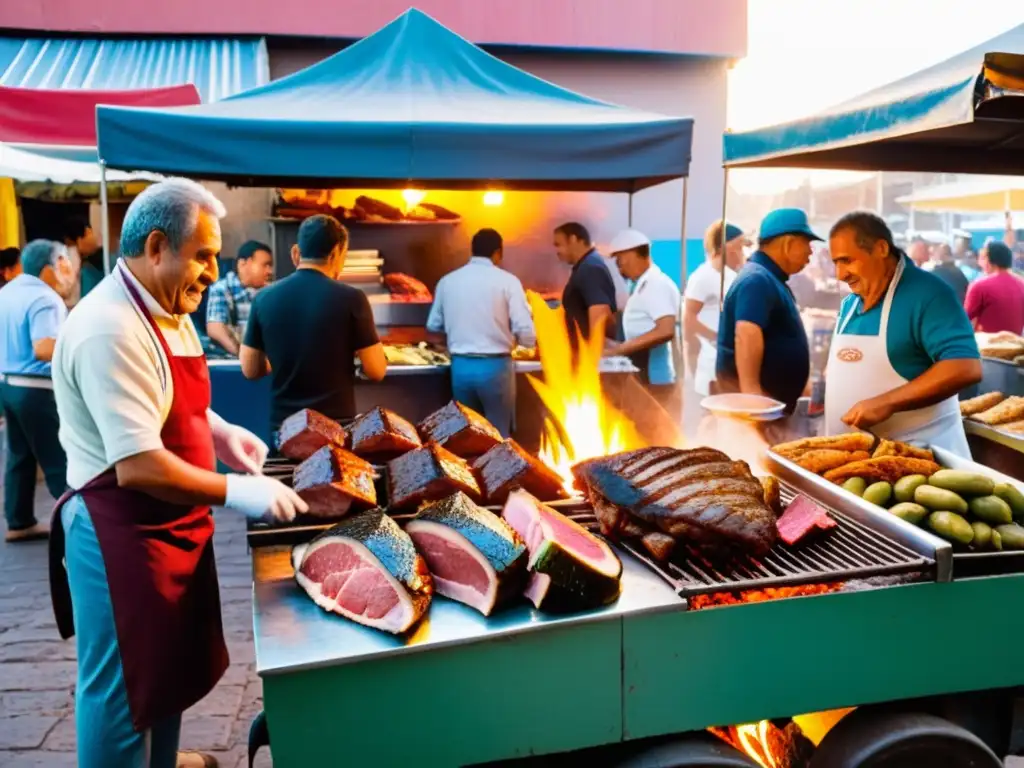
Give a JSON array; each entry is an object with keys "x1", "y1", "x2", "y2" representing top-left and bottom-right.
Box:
[
  {"x1": 450, "y1": 355, "x2": 516, "y2": 438},
  {"x1": 62, "y1": 496, "x2": 182, "y2": 768}
]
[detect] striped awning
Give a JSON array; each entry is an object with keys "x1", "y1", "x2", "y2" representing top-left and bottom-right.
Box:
[{"x1": 0, "y1": 36, "x2": 269, "y2": 103}]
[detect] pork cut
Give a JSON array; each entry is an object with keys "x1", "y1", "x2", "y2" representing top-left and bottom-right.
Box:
[
  {"x1": 502, "y1": 490, "x2": 621, "y2": 613},
  {"x1": 472, "y1": 439, "x2": 570, "y2": 504},
  {"x1": 277, "y1": 409, "x2": 347, "y2": 461},
  {"x1": 291, "y1": 510, "x2": 433, "y2": 634},
  {"x1": 418, "y1": 401, "x2": 502, "y2": 458},
  {"x1": 292, "y1": 445, "x2": 378, "y2": 518},
  {"x1": 349, "y1": 406, "x2": 422, "y2": 460},
  {"x1": 572, "y1": 447, "x2": 778, "y2": 560},
  {"x1": 387, "y1": 442, "x2": 482, "y2": 509},
  {"x1": 405, "y1": 492, "x2": 528, "y2": 615},
  {"x1": 776, "y1": 495, "x2": 837, "y2": 546}
]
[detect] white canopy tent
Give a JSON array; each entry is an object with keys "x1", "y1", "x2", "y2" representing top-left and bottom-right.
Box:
[{"x1": 897, "y1": 176, "x2": 1024, "y2": 213}]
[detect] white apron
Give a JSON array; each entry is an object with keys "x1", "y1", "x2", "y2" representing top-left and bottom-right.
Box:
[
  {"x1": 694, "y1": 337, "x2": 716, "y2": 397},
  {"x1": 824, "y1": 258, "x2": 971, "y2": 458}
]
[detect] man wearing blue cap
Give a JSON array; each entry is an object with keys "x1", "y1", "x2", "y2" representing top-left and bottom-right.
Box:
[{"x1": 716, "y1": 208, "x2": 818, "y2": 411}]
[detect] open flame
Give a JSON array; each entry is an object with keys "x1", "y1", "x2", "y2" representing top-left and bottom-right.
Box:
[
  {"x1": 525, "y1": 292, "x2": 643, "y2": 490},
  {"x1": 735, "y1": 721, "x2": 780, "y2": 768}
]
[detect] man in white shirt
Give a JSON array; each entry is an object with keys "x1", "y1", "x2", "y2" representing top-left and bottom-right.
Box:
[
  {"x1": 426, "y1": 228, "x2": 535, "y2": 437},
  {"x1": 606, "y1": 229, "x2": 682, "y2": 417},
  {"x1": 0, "y1": 240, "x2": 70, "y2": 541},
  {"x1": 683, "y1": 220, "x2": 748, "y2": 396},
  {"x1": 50, "y1": 178, "x2": 306, "y2": 768}
]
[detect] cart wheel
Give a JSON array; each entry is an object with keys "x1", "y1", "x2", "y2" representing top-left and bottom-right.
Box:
[{"x1": 248, "y1": 710, "x2": 270, "y2": 768}]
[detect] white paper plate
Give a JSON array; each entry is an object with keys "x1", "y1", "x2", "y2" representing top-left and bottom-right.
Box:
[{"x1": 700, "y1": 393, "x2": 787, "y2": 422}]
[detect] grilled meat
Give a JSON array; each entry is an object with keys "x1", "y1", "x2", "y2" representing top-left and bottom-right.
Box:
[
  {"x1": 960, "y1": 392, "x2": 1005, "y2": 417},
  {"x1": 776, "y1": 495, "x2": 836, "y2": 546},
  {"x1": 760, "y1": 476, "x2": 783, "y2": 517},
  {"x1": 349, "y1": 406, "x2": 422, "y2": 459},
  {"x1": 472, "y1": 439, "x2": 570, "y2": 504},
  {"x1": 292, "y1": 445, "x2": 378, "y2": 518},
  {"x1": 418, "y1": 401, "x2": 502, "y2": 458},
  {"x1": 822, "y1": 456, "x2": 941, "y2": 485},
  {"x1": 277, "y1": 408, "x2": 347, "y2": 460},
  {"x1": 571, "y1": 447, "x2": 779, "y2": 559},
  {"x1": 387, "y1": 442, "x2": 481, "y2": 509}
]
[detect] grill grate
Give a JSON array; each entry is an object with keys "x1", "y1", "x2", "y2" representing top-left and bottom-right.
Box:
[{"x1": 565, "y1": 487, "x2": 934, "y2": 598}]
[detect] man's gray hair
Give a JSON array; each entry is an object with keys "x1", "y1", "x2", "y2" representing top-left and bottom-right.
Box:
[
  {"x1": 120, "y1": 178, "x2": 227, "y2": 258},
  {"x1": 21, "y1": 239, "x2": 65, "y2": 278}
]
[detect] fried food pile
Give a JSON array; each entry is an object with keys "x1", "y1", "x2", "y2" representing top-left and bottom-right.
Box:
[
  {"x1": 772, "y1": 434, "x2": 940, "y2": 485},
  {"x1": 960, "y1": 391, "x2": 1024, "y2": 433}
]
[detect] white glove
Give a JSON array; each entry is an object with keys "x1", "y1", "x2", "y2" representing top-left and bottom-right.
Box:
[
  {"x1": 208, "y1": 410, "x2": 268, "y2": 475},
  {"x1": 225, "y1": 474, "x2": 308, "y2": 523}
]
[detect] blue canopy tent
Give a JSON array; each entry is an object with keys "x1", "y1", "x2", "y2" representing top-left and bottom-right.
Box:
[
  {"x1": 723, "y1": 24, "x2": 1024, "y2": 173},
  {"x1": 96, "y1": 9, "x2": 692, "y2": 193}
]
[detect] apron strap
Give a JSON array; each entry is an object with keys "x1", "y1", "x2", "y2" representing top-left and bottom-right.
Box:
[{"x1": 117, "y1": 263, "x2": 176, "y2": 364}]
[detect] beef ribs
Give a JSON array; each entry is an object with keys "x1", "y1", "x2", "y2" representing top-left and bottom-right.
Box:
[
  {"x1": 571, "y1": 447, "x2": 779, "y2": 559},
  {"x1": 277, "y1": 409, "x2": 347, "y2": 461},
  {"x1": 292, "y1": 445, "x2": 378, "y2": 518},
  {"x1": 776, "y1": 495, "x2": 837, "y2": 546},
  {"x1": 387, "y1": 442, "x2": 481, "y2": 509},
  {"x1": 472, "y1": 439, "x2": 569, "y2": 504},
  {"x1": 418, "y1": 401, "x2": 502, "y2": 458},
  {"x1": 349, "y1": 406, "x2": 422, "y2": 459}
]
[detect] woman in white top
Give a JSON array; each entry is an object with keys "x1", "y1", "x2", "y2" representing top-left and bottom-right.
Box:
[{"x1": 683, "y1": 220, "x2": 748, "y2": 396}]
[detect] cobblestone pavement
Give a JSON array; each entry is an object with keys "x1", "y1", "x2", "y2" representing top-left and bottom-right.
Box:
[{"x1": 0, "y1": 483, "x2": 271, "y2": 768}]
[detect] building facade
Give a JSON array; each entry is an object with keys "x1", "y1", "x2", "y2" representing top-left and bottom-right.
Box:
[{"x1": 0, "y1": 0, "x2": 747, "y2": 285}]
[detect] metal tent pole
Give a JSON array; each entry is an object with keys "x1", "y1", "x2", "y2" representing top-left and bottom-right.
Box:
[
  {"x1": 100, "y1": 162, "x2": 112, "y2": 274},
  {"x1": 680, "y1": 177, "x2": 689, "y2": 287},
  {"x1": 718, "y1": 168, "x2": 730, "y2": 310},
  {"x1": 628, "y1": 192, "x2": 634, "y2": 226}
]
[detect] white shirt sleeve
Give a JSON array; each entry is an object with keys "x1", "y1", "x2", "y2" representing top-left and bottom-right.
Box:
[
  {"x1": 683, "y1": 265, "x2": 712, "y2": 304},
  {"x1": 73, "y1": 331, "x2": 166, "y2": 466},
  {"x1": 425, "y1": 278, "x2": 445, "y2": 333},
  {"x1": 507, "y1": 278, "x2": 537, "y2": 349}
]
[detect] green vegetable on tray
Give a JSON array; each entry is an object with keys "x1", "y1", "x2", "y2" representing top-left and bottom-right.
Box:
[
  {"x1": 927, "y1": 469, "x2": 995, "y2": 497},
  {"x1": 971, "y1": 521, "x2": 993, "y2": 550},
  {"x1": 967, "y1": 495, "x2": 1013, "y2": 526},
  {"x1": 994, "y1": 523, "x2": 1024, "y2": 550},
  {"x1": 863, "y1": 481, "x2": 893, "y2": 507},
  {"x1": 842, "y1": 477, "x2": 867, "y2": 497},
  {"x1": 993, "y1": 483, "x2": 1024, "y2": 520},
  {"x1": 927, "y1": 511, "x2": 974, "y2": 546},
  {"x1": 889, "y1": 502, "x2": 929, "y2": 525},
  {"x1": 914, "y1": 485, "x2": 968, "y2": 515},
  {"x1": 893, "y1": 474, "x2": 928, "y2": 504}
]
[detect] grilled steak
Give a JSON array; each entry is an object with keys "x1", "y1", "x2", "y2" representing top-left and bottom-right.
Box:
[
  {"x1": 278, "y1": 409, "x2": 347, "y2": 460},
  {"x1": 571, "y1": 447, "x2": 778, "y2": 558},
  {"x1": 776, "y1": 495, "x2": 836, "y2": 546},
  {"x1": 292, "y1": 510, "x2": 432, "y2": 634},
  {"x1": 418, "y1": 401, "x2": 502, "y2": 458},
  {"x1": 292, "y1": 445, "x2": 378, "y2": 518},
  {"x1": 472, "y1": 439, "x2": 570, "y2": 504},
  {"x1": 387, "y1": 442, "x2": 481, "y2": 509},
  {"x1": 406, "y1": 492, "x2": 528, "y2": 616},
  {"x1": 349, "y1": 406, "x2": 422, "y2": 459}
]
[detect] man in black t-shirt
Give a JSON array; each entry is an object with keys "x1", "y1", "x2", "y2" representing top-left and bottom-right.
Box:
[
  {"x1": 553, "y1": 222, "x2": 618, "y2": 343},
  {"x1": 240, "y1": 215, "x2": 387, "y2": 436}
]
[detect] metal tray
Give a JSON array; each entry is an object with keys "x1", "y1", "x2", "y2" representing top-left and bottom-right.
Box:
[
  {"x1": 764, "y1": 450, "x2": 953, "y2": 581},
  {"x1": 768, "y1": 446, "x2": 1024, "y2": 580},
  {"x1": 964, "y1": 420, "x2": 1024, "y2": 455}
]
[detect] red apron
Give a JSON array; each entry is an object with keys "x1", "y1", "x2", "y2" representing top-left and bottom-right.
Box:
[{"x1": 49, "y1": 269, "x2": 228, "y2": 731}]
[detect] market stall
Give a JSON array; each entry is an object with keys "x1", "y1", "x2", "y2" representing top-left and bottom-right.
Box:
[
  {"x1": 721, "y1": 26, "x2": 1024, "y2": 475},
  {"x1": 95, "y1": 8, "x2": 693, "y2": 449}
]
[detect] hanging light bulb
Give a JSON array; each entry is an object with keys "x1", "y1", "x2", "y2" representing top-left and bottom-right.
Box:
[
  {"x1": 402, "y1": 189, "x2": 426, "y2": 209},
  {"x1": 483, "y1": 190, "x2": 504, "y2": 207}
]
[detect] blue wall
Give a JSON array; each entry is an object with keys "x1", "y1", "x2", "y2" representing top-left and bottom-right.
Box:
[{"x1": 651, "y1": 238, "x2": 704, "y2": 287}]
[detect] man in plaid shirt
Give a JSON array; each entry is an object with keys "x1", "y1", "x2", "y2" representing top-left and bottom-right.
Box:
[{"x1": 206, "y1": 240, "x2": 273, "y2": 355}]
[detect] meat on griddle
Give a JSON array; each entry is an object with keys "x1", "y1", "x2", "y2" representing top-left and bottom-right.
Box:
[
  {"x1": 472, "y1": 439, "x2": 570, "y2": 504},
  {"x1": 292, "y1": 445, "x2": 378, "y2": 518},
  {"x1": 571, "y1": 447, "x2": 779, "y2": 560},
  {"x1": 387, "y1": 442, "x2": 482, "y2": 509},
  {"x1": 277, "y1": 408, "x2": 347, "y2": 461},
  {"x1": 418, "y1": 401, "x2": 502, "y2": 458},
  {"x1": 349, "y1": 406, "x2": 422, "y2": 460}
]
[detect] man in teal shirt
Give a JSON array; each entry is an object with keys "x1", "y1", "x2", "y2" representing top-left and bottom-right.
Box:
[{"x1": 825, "y1": 212, "x2": 981, "y2": 456}]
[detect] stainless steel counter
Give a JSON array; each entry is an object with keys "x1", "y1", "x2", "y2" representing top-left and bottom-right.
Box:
[
  {"x1": 964, "y1": 419, "x2": 1024, "y2": 454},
  {"x1": 252, "y1": 545, "x2": 681, "y2": 677}
]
